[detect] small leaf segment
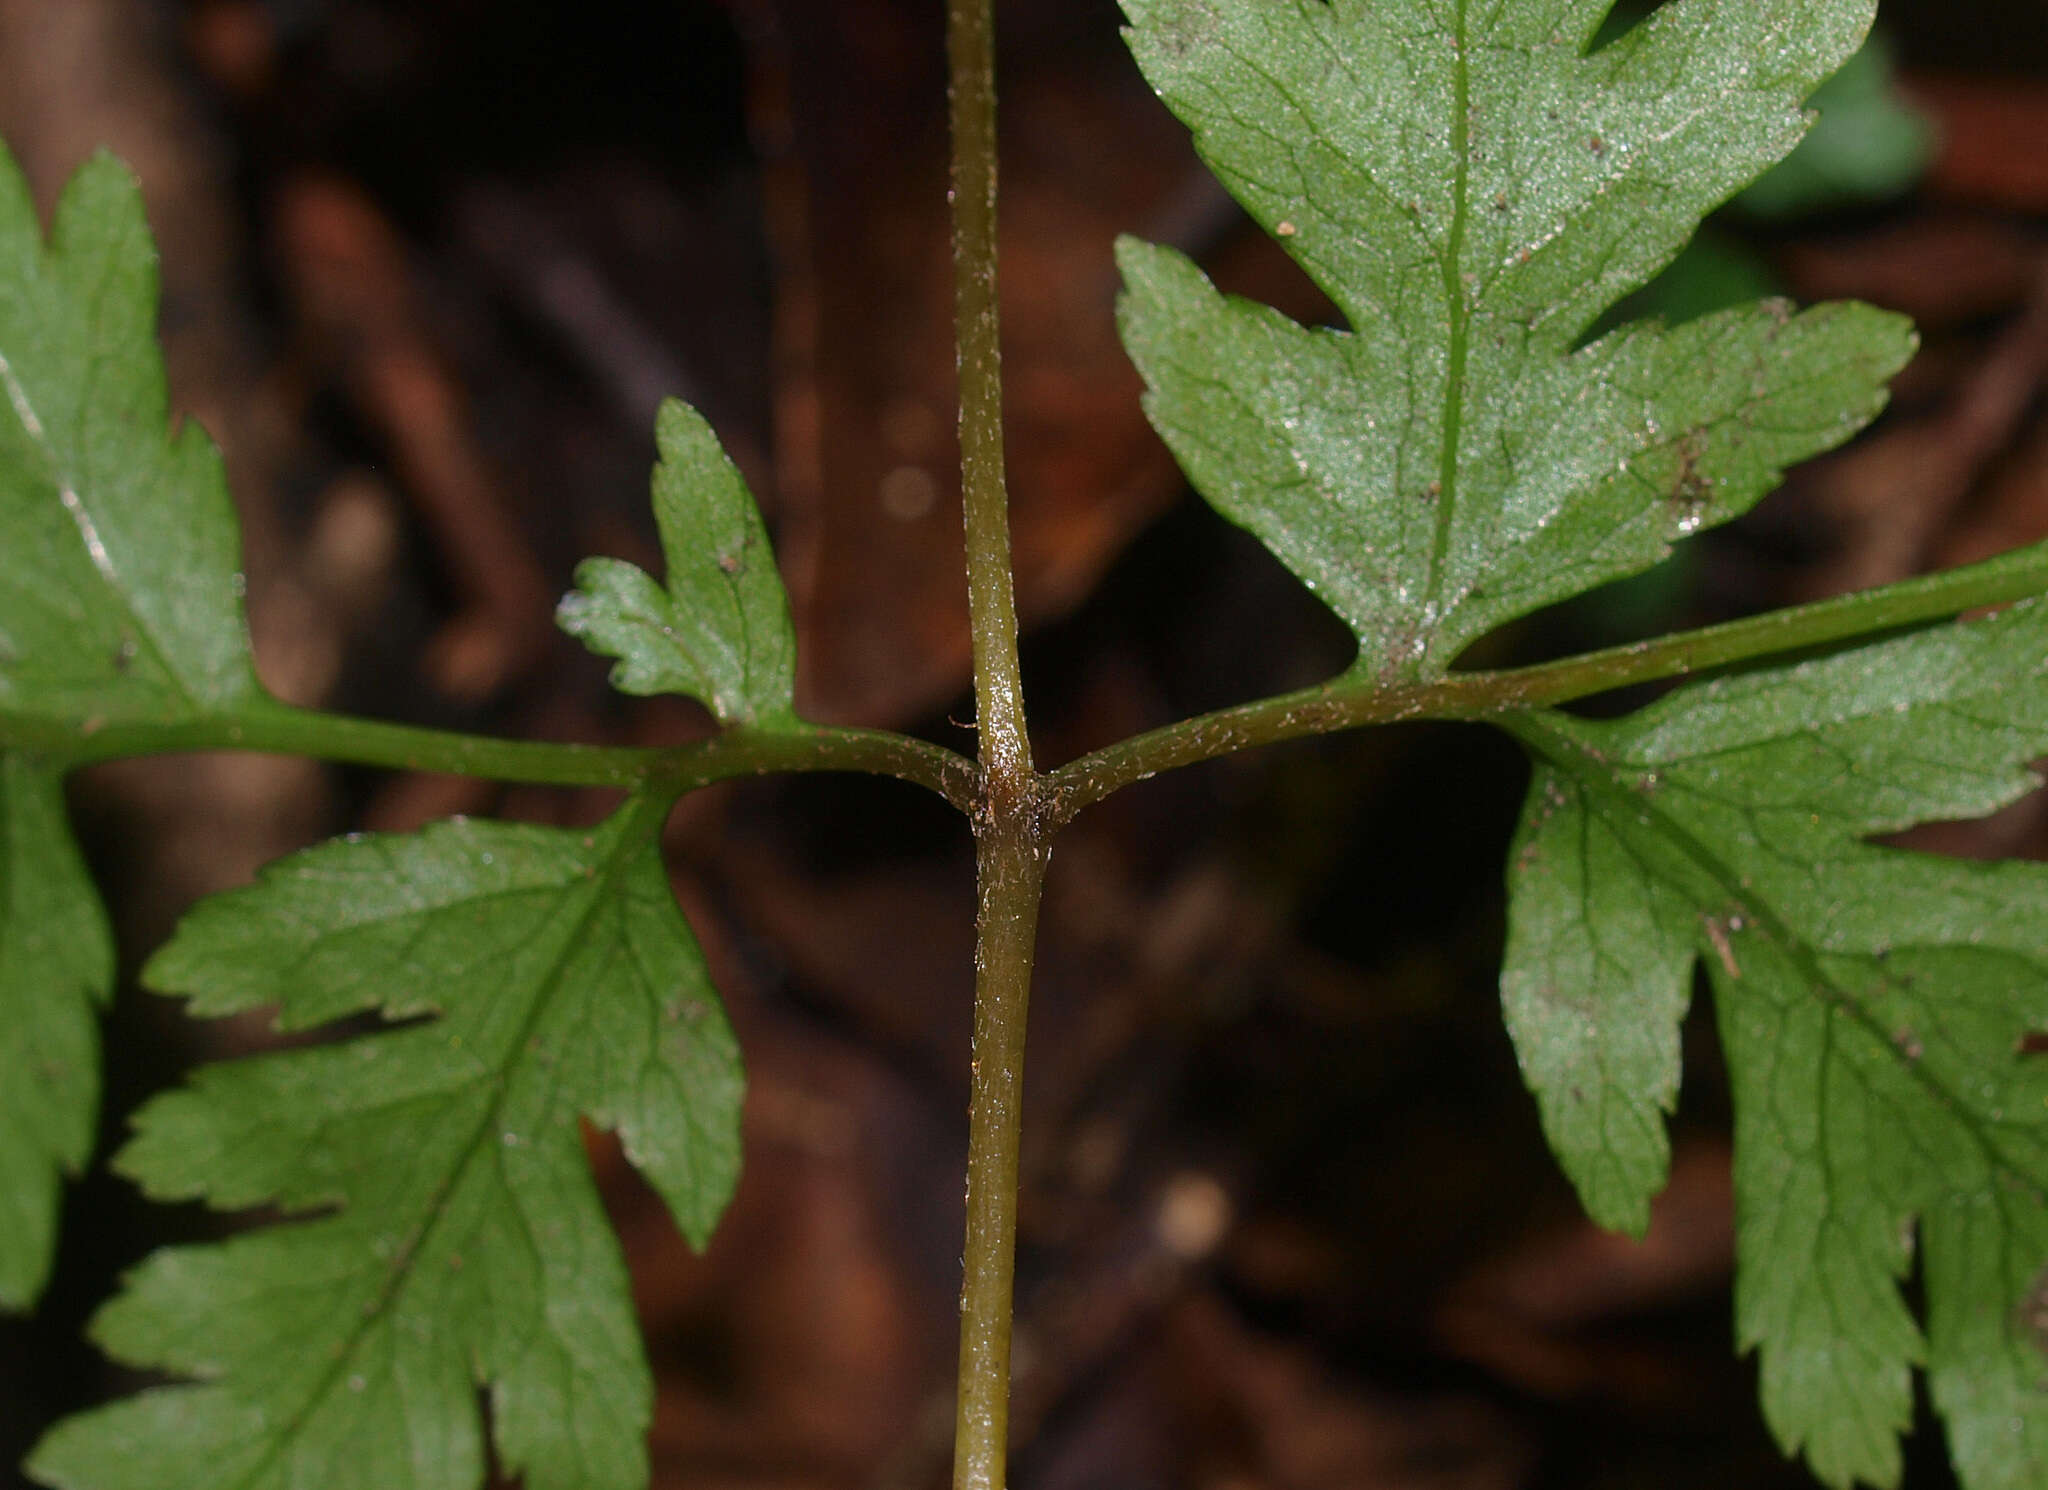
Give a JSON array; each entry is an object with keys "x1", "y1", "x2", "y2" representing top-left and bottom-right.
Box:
[
  {"x1": 0, "y1": 754, "x2": 110, "y2": 1309},
  {"x1": 558, "y1": 398, "x2": 800, "y2": 728}
]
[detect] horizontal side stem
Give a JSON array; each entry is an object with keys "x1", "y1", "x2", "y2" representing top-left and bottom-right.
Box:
[
  {"x1": 1046, "y1": 537, "x2": 2048, "y2": 825},
  {"x1": 1465, "y1": 532, "x2": 2048, "y2": 712},
  {"x1": 0, "y1": 698, "x2": 979, "y2": 812}
]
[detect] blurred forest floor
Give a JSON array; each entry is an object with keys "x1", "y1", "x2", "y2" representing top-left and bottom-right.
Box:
[{"x1": 2, "y1": 2, "x2": 2047, "y2": 1487}]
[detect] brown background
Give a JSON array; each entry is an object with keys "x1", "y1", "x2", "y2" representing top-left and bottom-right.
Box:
[{"x1": 2, "y1": 1, "x2": 2046, "y2": 1486}]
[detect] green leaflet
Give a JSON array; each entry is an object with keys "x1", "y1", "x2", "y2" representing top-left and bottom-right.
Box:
[
  {"x1": 1117, "y1": 0, "x2": 1915, "y2": 680},
  {"x1": 0, "y1": 147, "x2": 259, "y2": 725},
  {"x1": 0, "y1": 142, "x2": 260, "y2": 1309},
  {"x1": 29, "y1": 800, "x2": 744, "y2": 1490},
  {"x1": 558, "y1": 398, "x2": 800, "y2": 727},
  {"x1": 1502, "y1": 601, "x2": 2048, "y2": 1490},
  {"x1": 0, "y1": 754, "x2": 113, "y2": 1309}
]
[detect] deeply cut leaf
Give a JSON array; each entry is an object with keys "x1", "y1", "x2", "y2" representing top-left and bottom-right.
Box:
[
  {"x1": 559, "y1": 398, "x2": 799, "y2": 726},
  {"x1": 0, "y1": 753, "x2": 112, "y2": 1309},
  {"x1": 1117, "y1": 0, "x2": 1915, "y2": 680},
  {"x1": 30, "y1": 801, "x2": 743, "y2": 1490},
  {"x1": 1503, "y1": 601, "x2": 2048, "y2": 1490},
  {"x1": 0, "y1": 145, "x2": 258, "y2": 725}
]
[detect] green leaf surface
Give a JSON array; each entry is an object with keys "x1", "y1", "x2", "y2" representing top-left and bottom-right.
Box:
[
  {"x1": 0, "y1": 145, "x2": 258, "y2": 726},
  {"x1": 1117, "y1": 0, "x2": 1915, "y2": 680},
  {"x1": 558, "y1": 398, "x2": 798, "y2": 727},
  {"x1": 1739, "y1": 34, "x2": 1934, "y2": 217},
  {"x1": 0, "y1": 752, "x2": 112, "y2": 1309},
  {"x1": 1502, "y1": 600, "x2": 2048, "y2": 1490},
  {"x1": 29, "y1": 800, "x2": 744, "y2": 1490}
]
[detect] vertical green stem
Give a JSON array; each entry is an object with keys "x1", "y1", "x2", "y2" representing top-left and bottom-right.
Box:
[
  {"x1": 947, "y1": 0, "x2": 1030, "y2": 785},
  {"x1": 946, "y1": 2, "x2": 1044, "y2": 1489},
  {"x1": 955, "y1": 816, "x2": 1046, "y2": 1490}
]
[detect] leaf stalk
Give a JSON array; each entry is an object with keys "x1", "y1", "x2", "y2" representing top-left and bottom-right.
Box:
[
  {"x1": 14, "y1": 534, "x2": 2047, "y2": 838},
  {"x1": 1045, "y1": 535, "x2": 2048, "y2": 824},
  {"x1": 0, "y1": 698, "x2": 978, "y2": 810}
]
